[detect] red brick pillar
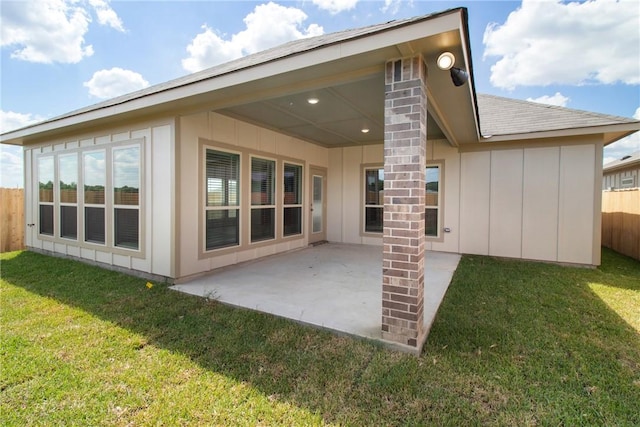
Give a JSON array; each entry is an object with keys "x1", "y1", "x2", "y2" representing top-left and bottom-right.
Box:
[{"x1": 382, "y1": 55, "x2": 427, "y2": 350}]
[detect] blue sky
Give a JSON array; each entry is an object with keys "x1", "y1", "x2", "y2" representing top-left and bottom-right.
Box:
[{"x1": 1, "y1": 0, "x2": 639, "y2": 187}]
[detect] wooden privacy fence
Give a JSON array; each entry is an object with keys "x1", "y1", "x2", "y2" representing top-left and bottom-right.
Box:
[
  {"x1": 1, "y1": 188, "x2": 25, "y2": 253},
  {"x1": 602, "y1": 189, "x2": 640, "y2": 261}
]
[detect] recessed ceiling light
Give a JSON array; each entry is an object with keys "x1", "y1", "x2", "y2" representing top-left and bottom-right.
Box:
[
  {"x1": 437, "y1": 52, "x2": 455, "y2": 70},
  {"x1": 361, "y1": 128, "x2": 370, "y2": 133},
  {"x1": 307, "y1": 97, "x2": 319, "y2": 104}
]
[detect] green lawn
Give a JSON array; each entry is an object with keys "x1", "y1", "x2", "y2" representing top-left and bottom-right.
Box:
[{"x1": 1, "y1": 249, "x2": 638, "y2": 426}]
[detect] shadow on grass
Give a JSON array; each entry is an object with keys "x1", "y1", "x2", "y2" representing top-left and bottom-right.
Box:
[{"x1": 2, "y1": 248, "x2": 640, "y2": 425}]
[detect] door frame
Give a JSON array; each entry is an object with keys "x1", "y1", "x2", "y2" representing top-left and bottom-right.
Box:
[{"x1": 308, "y1": 166, "x2": 327, "y2": 244}]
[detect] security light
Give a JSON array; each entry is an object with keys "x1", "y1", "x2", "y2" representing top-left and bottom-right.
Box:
[{"x1": 437, "y1": 52, "x2": 455, "y2": 70}]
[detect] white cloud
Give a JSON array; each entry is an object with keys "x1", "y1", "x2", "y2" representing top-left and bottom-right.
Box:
[
  {"x1": 526, "y1": 92, "x2": 570, "y2": 107},
  {"x1": 0, "y1": 110, "x2": 47, "y2": 188},
  {"x1": 1, "y1": 0, "x2": 93, "y2": 63},
  {"x1": 182, "y1": 2, "x2": 324, "y2": 73},
  {"x1": 0, "y1": 110, "x2": 46, "y2": 134},
  {"x1": 381, "y1": 0, "x2": 411, "y2": 15},
  {"x1": 312, "y1": 0, "x2": 359, "y2": 14},
  {"x1": 0, "y1": 145, "x2": 24, "y2": 188},
  {"x1": 89, "y1": 0, "x2": 125, "y2": 32},
  {"x1": 483, "y1": 0, "x2": 640, "y2": 89},
  {"x1": 603, "y1": 106, "x2": 640, "y2": 164},
  {"x1": 0, "y1": 0, "x2": 125, "y2": 64},
  {"x1": 83, "y1": 68, "x2": 150, "y2": 99}
]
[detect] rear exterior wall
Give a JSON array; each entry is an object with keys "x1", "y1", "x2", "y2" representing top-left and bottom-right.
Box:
[
  {"x1": 328, "y1": 136, "x2": 603, "y2": 265},
  {"x1": 23, "y1": 118, "x2": 175, "y2": 278},
  {"x1": 176, "y1": 111, "x2": 329, "y2": 281}
]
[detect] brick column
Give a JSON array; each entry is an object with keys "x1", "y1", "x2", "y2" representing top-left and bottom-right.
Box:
[{"x1": 382, "y1": 55, "x2": 427, "y2": 349}]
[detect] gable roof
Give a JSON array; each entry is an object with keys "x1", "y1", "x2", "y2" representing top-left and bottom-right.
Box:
[
  {"x1": 1, "y1": 8, "x2": 637, "y2": 148},
  {"x1": 2, "y1": 8, "x2": 477, "y2": 146},
  {"x1": 477, "y1": 94, "x2": 639, "y2": 144}
]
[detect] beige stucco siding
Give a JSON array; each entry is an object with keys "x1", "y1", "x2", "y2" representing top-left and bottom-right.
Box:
[
  {"x1": 23, "y1": 118, "x2": 176, "y2": 277},
  {"x1": 177, "y1": 111, "x2": 328, "y2": 280}
]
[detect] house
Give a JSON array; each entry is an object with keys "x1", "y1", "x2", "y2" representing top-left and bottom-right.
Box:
[
  {"x1": 2, "y1": 8, "x2": 639, "y2": 350},
  {"x1": 603, "y1": 151, "x2": 640, "y2": 189}
]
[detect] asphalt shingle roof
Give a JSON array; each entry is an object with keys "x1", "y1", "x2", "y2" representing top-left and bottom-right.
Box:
[
  {"x1": 603, "y1": 151, "x2": 640, "y2": 170},
  {"x1": 477, "y1": 94, "x2": 638, "y2": 137}
]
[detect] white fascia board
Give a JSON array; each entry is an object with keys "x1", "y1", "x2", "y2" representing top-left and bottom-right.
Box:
[{"x1": 480, "y1": 122, "x2": 640, "y2": 144}]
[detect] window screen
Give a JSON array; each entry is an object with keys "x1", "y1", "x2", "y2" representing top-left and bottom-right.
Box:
[
  {"x1": 85, "y1": 207, "x2": 105, "y2": 244},
  {"x1": 114, "y1": 208, "x2": 139, "y2": 249}
]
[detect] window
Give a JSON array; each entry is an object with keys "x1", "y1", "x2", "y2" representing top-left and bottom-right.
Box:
[
  {"x1": 425, "y1": 165, "x2": 440, "y2": 237},
  {"x1": 113, "y1": 146, "x2": 140, "y2": 250},
  {"x1": 38, "y1": 157, "x2": 54, "y2": 236},
  {"x1": 363, "y1": 165, "x2": 441, "y2": 237},
  {"x1": 251, "y1": 157, "x2": 275, "y2": 242},
  {"x1": 283, "y1": 163, "x2": 302, "y2": 236},
  {"x1": 364, "y1": 168, "x2": 384, "y2": 233},
  {"x1": 84, "y1": 151, "x2": 106, "y2": 244},
  {"x1": 59, "y1": 154, "x2": 78, "y2": 240},
  {"x1": 621, "y1": 176, "x2": 635, "y2": 189},
  {"x1": 205, "y1": 149, "x2": 240, "y2": 250}
]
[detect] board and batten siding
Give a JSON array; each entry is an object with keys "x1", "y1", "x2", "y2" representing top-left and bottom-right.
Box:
[
  {"x1": 177, "y1": 111, "x2": 329, "y2": 280},
  {"x1": 327, "y1": 140, "x2": 460, "y2": 252},
  {"x1": 24, "y1": 119, "x2": 176, "y2": 278},
  {"x1": 459, "y1": 142, "x2": 602, "y2": 266},
  {"x1": 603, "y1": 166, "x2": 639, "y2": 189}
]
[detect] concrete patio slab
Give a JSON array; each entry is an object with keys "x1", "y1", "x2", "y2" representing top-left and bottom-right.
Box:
[{"x1": 171, "y1": 243, "x2": 460, "y2": 351}]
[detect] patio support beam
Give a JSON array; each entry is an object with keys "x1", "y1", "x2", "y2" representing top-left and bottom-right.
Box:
[{"x1": 381, "y1": 55, "x2": 427, "y2": 351}]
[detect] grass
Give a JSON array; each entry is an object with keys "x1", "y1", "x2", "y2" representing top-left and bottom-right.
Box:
[{"x1": 1, "y1": 249, "x2": 638, "y2": 426}]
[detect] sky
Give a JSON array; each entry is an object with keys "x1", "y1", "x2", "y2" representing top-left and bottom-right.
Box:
[{"x1": 1, "y1": 0, "x2": 639, "y2": 188}]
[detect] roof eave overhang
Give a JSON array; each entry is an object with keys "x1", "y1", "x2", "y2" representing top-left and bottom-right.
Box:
[
  {"x1": 480, "y1": 122, "x2": 640, "y2": 144},
  {"x1": 0, "y1": 8, "x2": 479, "y2": 147},
  {"x1": 603, "y1": 159, "x2": 640, "y2": 173}
]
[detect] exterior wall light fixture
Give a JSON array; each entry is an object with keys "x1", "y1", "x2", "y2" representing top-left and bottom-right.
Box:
[{"x1": 437, "y1": 51, "x2": 469, "y2": 87}]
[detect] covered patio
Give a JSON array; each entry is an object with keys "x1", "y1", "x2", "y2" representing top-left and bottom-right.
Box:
[{"x1": 171, "y1": 244, "x2": 460, "y2": 351}]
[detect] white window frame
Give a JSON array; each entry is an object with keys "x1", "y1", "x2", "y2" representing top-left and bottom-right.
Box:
[
  {"x1": 282, "y1": 161, "x2": 304, "y2": 238},
  {"x1": 621, "y1": 176, "x2": 635, "y2": 188},
  {"x1": 37, "y1": 155, "x2": 55, "y2": 237},
  {"x1": 425, "y1": 163, "x2": 442, "y2": 239},
  {"x1": 363, "y1": 166, "x2": 384, "y2": 234},
  {"x1": 83, "y1": 149, "x2": 107, "y2": 246},
  {"x1": 250, "y1": 155, "x2": 277, "y2": 244},
  {"x1": 203, "y1": 146, "x2": 242, "y2": 252},
  {"x1": 58, "y1": 153, "x2": 79, "y2": 241},
  {"x1": 112, "y1": 144, "x2": 142, "y2": 251}
]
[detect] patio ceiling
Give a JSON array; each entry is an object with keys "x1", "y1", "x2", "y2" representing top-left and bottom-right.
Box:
[{"x1": 218, "y1": 74, "x2": 446, "y2": 147}]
